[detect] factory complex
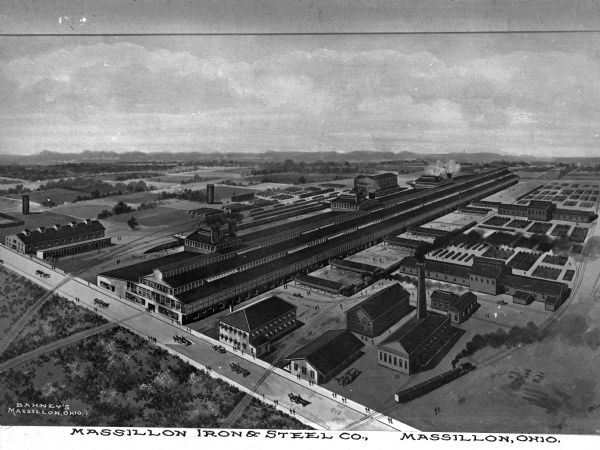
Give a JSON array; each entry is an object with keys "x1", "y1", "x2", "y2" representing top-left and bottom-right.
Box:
[{"x1": 96, "y1": 167, "x2": 518, "y2": 324}]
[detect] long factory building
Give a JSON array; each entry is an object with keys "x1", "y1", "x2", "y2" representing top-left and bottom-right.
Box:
[{"x1": 98, "y1": 167, "x2": 518, "y2": 324}]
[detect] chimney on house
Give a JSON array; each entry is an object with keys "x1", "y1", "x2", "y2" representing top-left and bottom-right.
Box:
[{"x1": 416, "y1": 261, "x2": 427, "y2": 320}]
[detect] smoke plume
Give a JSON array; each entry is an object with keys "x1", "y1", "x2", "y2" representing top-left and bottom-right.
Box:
[
  {"x1": 452, "y1": 314, "x2": 600, "y2": 367},
  {"x1": 424, "y1": 159, "x2": 462, "y2": 177}
]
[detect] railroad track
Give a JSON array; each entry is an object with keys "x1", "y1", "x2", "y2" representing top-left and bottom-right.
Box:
[
  {"x1": 0, "y1": 218, "x2": 198, "y2": 357},
  {"x1": 340, "y1": 222, "x2": 598, "y2": 430}
]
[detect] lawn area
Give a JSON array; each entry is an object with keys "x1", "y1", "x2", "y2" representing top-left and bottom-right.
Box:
[
  {"x1": 0, "y1": 294, "x2": 108, "y2": 363},
  {"x1": 0, "y1": 327, "x2": 308, "y2": 429},
  {"x1": 0, "y1": 266, "x2": 47, "y2": 337}
]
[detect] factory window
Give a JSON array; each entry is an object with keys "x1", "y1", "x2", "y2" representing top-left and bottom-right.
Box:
[
  {"x1": 393, "y1": 356, "x2": 397, "y2": 366},
  {"x1": 301, "y1": 366, "x2": 307, "y2": 375},
  {"x1": 294, "y1": 363, "x2": 298, "y2": 371}
]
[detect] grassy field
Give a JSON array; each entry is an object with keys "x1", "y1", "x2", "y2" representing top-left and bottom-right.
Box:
[
  {"x1": 105, "y1": 206, "x2": 192, "y2": 228},
  {"x1": 0, "y1": 266, "x2": 48, "y2": 337},
  {"x1": 0, "y1": 327, "x2": 308, "y2": 428},
  {"x1": 108, "y1": 191, "x2": 161, "y2": 204},
  {"x1": 0, "y1": 295, "x2": 108, "y2": 363},
  {"x1": 9, "y1": 188, "x2": 83, "y2": 205},
  {"x1": 50, "y1": 201, "x2": 116, "y2": 220},
  {"x1": 0, "y1": 210, "x2": 80, "y2": 240}
]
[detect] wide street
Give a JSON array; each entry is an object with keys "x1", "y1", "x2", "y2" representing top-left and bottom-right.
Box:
[{"x1": 0, "y1": 244, "x2": 416, "y2": 432}]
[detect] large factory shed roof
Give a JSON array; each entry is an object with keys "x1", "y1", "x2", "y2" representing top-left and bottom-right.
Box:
[
  {"x1": 220, "y1": 296, "x2": 295, "y2": 332},
  {"x1": 385, "y1": 236, "x2": 428, "y2": 249},
  {"x1": 285, "y1": 329, "x2": 364, "y2": 377},
  {"x1": 408, "y1": 226, "x2": 449, "y2": 238},
  {"x1": 379, "y1": 313, "x2": 449, "y2": 355},
  {"x1": 239, "y1": 211, "x2": 341, "y2": 242},
  {"x1": 16, "y1": 220, "x2": 105, "y2": 245},
  {"x1": 294, "y1": 274, "x2": 350, "y2": 293},
  {"x1": 356, "y1": 173, "x2": 397, "y2": 181},
  {"x1": 347, "y1": 283, "x2": 410, "y2": 321},
  {"x1": 331, "y1": 258, "x2": 380, "y2": 275},
  {"x1": 99, "y1": 251, "x2": 201, "y2": 282}
]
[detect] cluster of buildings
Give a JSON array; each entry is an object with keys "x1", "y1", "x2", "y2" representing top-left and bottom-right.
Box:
[
  {"x1": 96, "y1": 167, "x2": 518, "y2": 324},
  {"x1": 397, "y1": 255, "x2": 570, "y2": 311}
]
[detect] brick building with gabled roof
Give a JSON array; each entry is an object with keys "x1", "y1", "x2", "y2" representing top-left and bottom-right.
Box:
[
  {"x1": 218, "y1": 295, "x2": 296, "y2": 357},
  {"x1": 286, "y1": 329, "x2": 364, "y2": 384},
  {"x1": 4, "y1": 219, "x2": 109, "y2": 257},
  {"x1": 346, "y1": 283, "x2": 413, "y2": 337},
  {"x1": 377, "y1": 313, "x2": 452, "y2": 375}
]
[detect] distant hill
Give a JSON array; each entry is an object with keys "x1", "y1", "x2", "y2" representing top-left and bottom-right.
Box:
[{"x1": 0, "y1": 149, "x2": 598, "y2": 165}]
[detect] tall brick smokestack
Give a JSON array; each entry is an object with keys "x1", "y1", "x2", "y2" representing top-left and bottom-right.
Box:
[{"x1": 416, "y1": 261, "x2": 427, "y2": 320}]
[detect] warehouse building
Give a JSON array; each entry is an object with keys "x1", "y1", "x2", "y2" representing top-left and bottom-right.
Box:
[
  {"x1": 430, "y1": 290, "x2": 478, "y2": 324},
  {"x1": 501, "y1": 274, "x2": 570, "y2": 310},
  {"x1": 330, "y1": 194, "x2": 378, "y2": 211},
  {"x1": 5, "y1": 219, "x2": 110, "y2": 257},
  {"x1": 219, "y1": 295, "x2": 296, "y2": 357},
  {"x1": 346, "y1": 283, "x2": 413, "y2": 337},
  {"x1": 497, "y1": 201, "x2": 596, "y2": 223},
  {"x1": 184, "y1": 224, "x2": 241, "y2": 253},
  {"x1": 377, "y1": 261, "x2": 453, "y2": 375},
  {"x1": 468, "y1": 257, "x2": 507, "y2": 295},
  {"x1": 286, "y1": 329, "x2": 364, "y2": 384},
  {"x1": 353, "y1": 173, "x2": 401, "y2": 199},
  {"x1": 411, "y1": 174, "x2": 453, "y2": 189}
]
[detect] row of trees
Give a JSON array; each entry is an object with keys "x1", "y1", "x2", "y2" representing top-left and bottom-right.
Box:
[{"x1": 250, "y1": 159, "x2": 359, "y2": 176}]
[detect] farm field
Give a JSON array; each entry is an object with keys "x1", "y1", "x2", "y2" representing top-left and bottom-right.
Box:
[
  {"x1": 9, "y1": 188, "x2": 82, "y2": 205},
  {"x1": 104, "y1": 206, "x2": 193, "y2": 228},
  {"x1": 51, "y1": 200, "x2": 116, "y2": 220}
]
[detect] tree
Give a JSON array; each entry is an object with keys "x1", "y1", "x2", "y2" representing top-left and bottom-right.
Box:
[
  {"x1": 127, "y1": 217, "x2": 139, "y2": 230},
  {"x1": 97, "y1": 209, "x2": 113, "y2": 219},
  {"x1": 297, "y1": 176, "x2": 307, "y2": 184},
  {"x1": 113, "y1": 201, "x2": 132, "y2": 215}
]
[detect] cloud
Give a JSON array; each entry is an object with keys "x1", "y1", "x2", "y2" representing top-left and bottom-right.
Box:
[{"x1": 2, "y1": 39, "x2": 600, "y2": 155}]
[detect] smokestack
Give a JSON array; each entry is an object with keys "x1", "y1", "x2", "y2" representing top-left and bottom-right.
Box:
[
  {"x1": 207, "y1": 184, "x2": 215, "y2": 204},
  {"x1": 447, "y1": 172, "x2": 452, "y2": 179},
  {"x1": 416, "y1": 261, "x2": 427, "y2": 320},
  {"x1": 22, "y1": 195, "x2": 30, "y2": 215}
]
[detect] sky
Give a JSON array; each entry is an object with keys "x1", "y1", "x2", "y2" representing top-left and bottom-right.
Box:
[{"x1": 1, "y1": 1, "x2": 600, "y2": 157}]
